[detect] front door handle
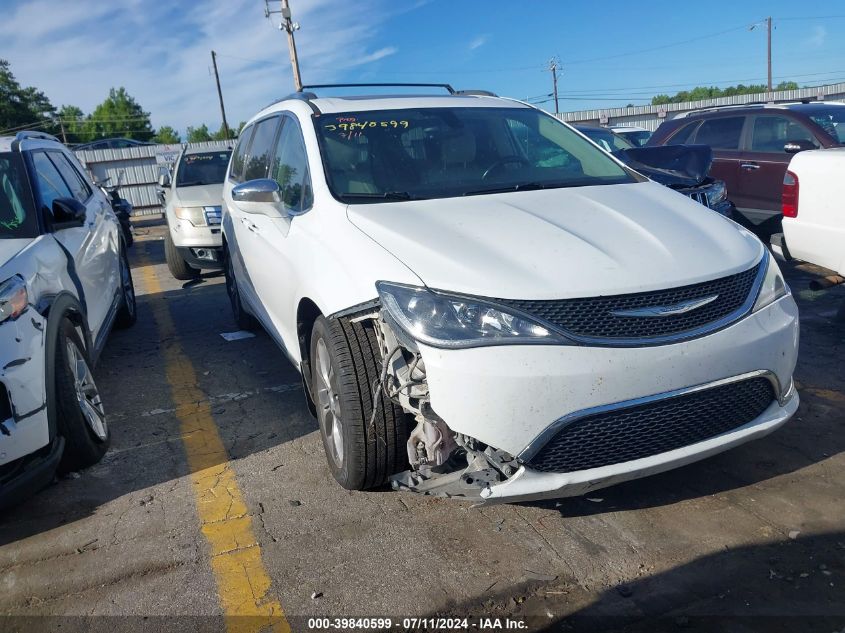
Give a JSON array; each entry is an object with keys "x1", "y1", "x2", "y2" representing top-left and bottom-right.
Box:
[
  {"x1": 740, "y1": 162, "x2": 760, "y2": 170},
  {"x1": 241, "y1": 217, "x2": 258, "y2": 232}
]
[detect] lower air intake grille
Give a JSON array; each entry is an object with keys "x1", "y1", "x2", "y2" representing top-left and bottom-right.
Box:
[{"x1": 527, "y1": 377, "x2": 775, "y2": 473}]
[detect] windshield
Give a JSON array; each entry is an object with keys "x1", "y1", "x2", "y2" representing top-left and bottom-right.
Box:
[
  {"x1": 315, "y1": 107, "x2": 635, "y2": 203},
  {"x1": 578, "y1": 127, "x2": 635, "y2": 152},
  {"x1": 808, "y1": 108, "x2": 845, "y2": 144},
  {"x1": 0, "y1": 152, "x2": 36, "y2": 238},
  {"x1": 176, "y1": 151, "x2": 232, "y2": 187},
  {"x1": 616, "y1": 130, "x2": 652, "y2": 147}
]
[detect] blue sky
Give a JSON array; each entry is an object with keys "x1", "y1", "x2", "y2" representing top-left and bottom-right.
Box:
[{"x1": 3, "y1": 0, "x2": 845, "y2": 135}]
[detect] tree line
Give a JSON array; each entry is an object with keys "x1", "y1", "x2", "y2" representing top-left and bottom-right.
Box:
[
  {"x1": 0, "y1": 58, "x2": 242, "y2": 145},
  {"x1": 651, "y1": 82, "x2": 800, "y2": 105}
]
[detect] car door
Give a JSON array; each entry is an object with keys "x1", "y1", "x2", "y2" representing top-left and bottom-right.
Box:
[
  {"x1": 244, "y1": 114, "x2": 314, "y2": 350},
  {"x1": 689, "y1": 115, "x2": 746, "y2": 208},
  {"x1": 30, "y1": 150, "x2": 116, "y2": 337},
  {"x1": 225, "y1": 116, "x2": 281, "y2": 327},
  {"x1": 737, "y1": 114, "x2": 820, "y2": 221}
]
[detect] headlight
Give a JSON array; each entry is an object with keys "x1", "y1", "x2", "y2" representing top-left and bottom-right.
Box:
[
  {"x1": 753, "y1": 252, "x2": 788, "y2": 312},
  {"x1": 705, "y1": 180, "x2": 727, "y2": 207},
  {"x1": 173, "y1": 206, "x2": 206, "y2": 226},
  {"x1": 0, "y1": 276, "x2": 28, "y2": 323},
  {"x1": 377, "y1": 282, "x2": 570, "y2": 348}
]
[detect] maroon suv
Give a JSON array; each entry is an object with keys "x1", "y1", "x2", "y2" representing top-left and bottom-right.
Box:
[{"x1": 648, "y1": 103, "x2": 845, "y2": 229}]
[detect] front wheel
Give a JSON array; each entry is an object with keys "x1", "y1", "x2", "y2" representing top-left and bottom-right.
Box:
[
  {"x1": 310, "y1": 316, "x2": 410, "y2": 490},
  {"x1": 165, "y1": 232, "x2": 200, "y2": 281},
  {"x1": 224, "y1": 247, "x2": 257, "y2": 331},
  {"x1": 54, "y1": 319, "x2": 110, "y2": 472},
  {"x1": 114, "y1": 245, "x2": 136, "y2": 328}
]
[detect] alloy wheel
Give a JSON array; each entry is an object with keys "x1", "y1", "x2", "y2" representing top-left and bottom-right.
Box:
[
  {"x1": 65, "y1": 340, "x2": 108, "y2": 441},
  {"x1": 315, "y1": 337, "x2": 344, "y2": 467},
  {"x1": 121, "y1": 253, "x2": 135, "y2": 318}
]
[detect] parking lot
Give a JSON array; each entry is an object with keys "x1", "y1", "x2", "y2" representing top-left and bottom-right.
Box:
[{"x1": 0, "y1": 223, "x2": 840, "y2": 631}]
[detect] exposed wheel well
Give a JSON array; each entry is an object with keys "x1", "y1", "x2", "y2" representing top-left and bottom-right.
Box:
[
  {"x1": 297, "y1": 298, "x2": 322, "y2": 417},
  {"x1": 297, "y1": 298, "x2": 322, "y2": 374}
]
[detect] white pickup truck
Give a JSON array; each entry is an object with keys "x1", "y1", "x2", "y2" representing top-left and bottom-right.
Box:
[{"x1": 777, "y1": 148, "x2": 845, "y2": 281}]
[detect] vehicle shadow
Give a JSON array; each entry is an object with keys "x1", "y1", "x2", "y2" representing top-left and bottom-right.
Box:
[
  {"x1": 426, "y1": 531, "x2": 845, "y2": 632},
  {"x1": 0, "y1": 238, "x2": 314, "y2": 546}
]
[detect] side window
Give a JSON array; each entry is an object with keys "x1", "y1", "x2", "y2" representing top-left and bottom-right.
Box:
[
  {"x1": 750, "y1": 116, "x2": 818, "y2": 153},
  {"x1": 271, "y1": 117, "x2": 313, "y2": 213},
  {"x1": 49, "y1": 152, "x2": 92, "y2": 202},
  {"x1": 243, "y1": 117, "x2": 280, "y2": 181},
  {"x1": 31, "y1": 152, "x2": 73, "y2": 213},
  {"x1": 692, "y1": 116, "x2": 744, "y2": 150},
  {"x1": 666, "y1": 121, "x2": 700, "y2": 145},
  {"x1": 230, "y1": 124, "x2": 254, "y2": 182}
]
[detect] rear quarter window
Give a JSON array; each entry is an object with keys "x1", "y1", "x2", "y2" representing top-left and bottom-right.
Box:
[
  {"x1": 692, "y1": 116, "x2": 745, "y2": 150},
  {"x1": 665, "y1": 121, "x2": 700, "y2": 145}
]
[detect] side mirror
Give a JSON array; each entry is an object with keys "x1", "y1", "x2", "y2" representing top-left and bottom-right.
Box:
[
  {"x1": 52, "y1": 197, "x2": 87, "y2": 230},
  {"x1": 158, "y1": 172, "x2": 171, "y2": 187},
  {"x1": 232, "y1": 179, "x2": 286, "y2": 218},
  {"x1": 784, "y1": 139, "x2": 816, "y2": 154}
]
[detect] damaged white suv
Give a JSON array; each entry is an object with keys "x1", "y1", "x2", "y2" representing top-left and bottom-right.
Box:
[
  {"x1": 0, "y1": 132, "x2": 135, "y2": 508},
  {"x1": 222, "y1": 85, "x2": 799, "y2": 503}
]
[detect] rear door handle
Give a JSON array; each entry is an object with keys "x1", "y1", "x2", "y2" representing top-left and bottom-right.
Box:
[{"x1": 740, "y1": 162, "x2": 760, "y2": 170}]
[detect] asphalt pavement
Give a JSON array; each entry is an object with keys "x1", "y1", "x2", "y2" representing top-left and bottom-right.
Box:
[{"x1": 0, "y1": 224, "x2": 843, "y2": 633}]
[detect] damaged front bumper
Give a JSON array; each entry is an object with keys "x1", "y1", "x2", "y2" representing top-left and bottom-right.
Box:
[
  {"x1": 0, "y1": 310, "x2": 50, "y2": 467},
  {"x1": 384, "y1": 293, "x2": 799, "y2": 503}
]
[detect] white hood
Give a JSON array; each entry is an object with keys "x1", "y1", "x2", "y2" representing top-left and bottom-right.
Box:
[
  {"x1": 172, "y1": 183, "x2": 224, "y2": 207},
  {"x1": 0, "y1": 238, "x2": 34, "y2": 269},
  {"x1": 347, "y1": 181, "x2": 764, "y2": 300}
]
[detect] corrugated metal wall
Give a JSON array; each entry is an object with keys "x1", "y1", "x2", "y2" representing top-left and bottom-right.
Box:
[
  {"x1": 74, "y1": 140, "x2": 234, "y2": 216},
  {"x1": 555, "y1": 82, "x2": 845, "y2": 131}
]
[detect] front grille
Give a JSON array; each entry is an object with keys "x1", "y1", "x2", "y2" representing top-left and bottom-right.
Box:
[
  {"x1": 500, "y1": 262, "x2": 761, "y2": 342},
  {"x1": 527, "y1": 377, "x2": 775, "y2": 473}
]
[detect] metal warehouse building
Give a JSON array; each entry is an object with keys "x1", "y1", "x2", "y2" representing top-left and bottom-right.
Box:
[{"x1": 555, "y1": 81, "x2": 845, "y2": 130}]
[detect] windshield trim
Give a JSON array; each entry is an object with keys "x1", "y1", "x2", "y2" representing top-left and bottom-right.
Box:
[{"x1": 312, "y1": 106, "x2": 642, "y2": 205}]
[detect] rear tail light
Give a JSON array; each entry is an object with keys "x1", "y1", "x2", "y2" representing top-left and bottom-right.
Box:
[{"x1": 782, "y1": 170, "x2": 798, "y2": 218}]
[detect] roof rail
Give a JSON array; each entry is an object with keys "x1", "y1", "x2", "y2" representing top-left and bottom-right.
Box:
[
  {"x1": 299, "y1": 83, "x2": 456, "y2": 95},
  {"x1": 455, "y1": 89, "x2": 498, "y2": 97},
  {"x1": 15, "y1": 131, "x2": 61, "y2": 142}
]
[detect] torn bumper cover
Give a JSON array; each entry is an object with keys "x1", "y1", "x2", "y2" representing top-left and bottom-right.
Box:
[
  {"x1": 399, "y1": 293, "x2": 798, "y2": 503},
  {"x1": 0, "y1": 311, "x2": 49, "y2": 467}
]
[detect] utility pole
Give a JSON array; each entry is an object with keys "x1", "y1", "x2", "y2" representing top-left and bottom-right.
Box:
[
  {"x1": 59, "y1": 119, "x2": 67, "y2": 144},
  {"x1": 265, "y1": 0, "x2": 303, "y2": 91},
  {"x1": 767, "y1": 16, "x2": 773, "y2": 92},
  {"x1": 211, "y1": 50, "x2": 230, "y2": 140},
  {"x1": 549, "y1": 58, "x2": 560, "y2": 115}
]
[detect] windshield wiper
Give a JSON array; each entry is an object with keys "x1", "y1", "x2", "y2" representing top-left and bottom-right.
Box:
[
  {"x1": 177, "y1": 180, "x2": 208, "y2": 187},
  {"x1": 463, "y1": 181, "x2": 586, "y2": 196},
  {"x1": 463, "y1": 182, "x2": 548, "y2": 196},
  {"x1": 339, "y1": 191, "x2": 419, "y2": 202}
]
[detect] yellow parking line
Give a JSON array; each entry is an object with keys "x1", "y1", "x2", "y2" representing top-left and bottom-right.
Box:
[{"x1": 134, "y1": 246, "x2": 289, "y2": 633}]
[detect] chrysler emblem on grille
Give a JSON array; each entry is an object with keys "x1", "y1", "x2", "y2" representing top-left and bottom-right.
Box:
[{"x1": 610, "y1": 294, "x2": 720, "y2": 318}]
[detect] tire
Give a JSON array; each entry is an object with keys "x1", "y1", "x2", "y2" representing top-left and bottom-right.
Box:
[
  {"x1": 165, "y1": 231, "x2": 200, "y2": 281},
  {"x1": 54, "y1": 318, "x2": 110, "y2": 472},
  {"x1": 310, "y1": 315, "x2": 410, "y2": 490},
  {"x1": 224, "y1": 246, "x2": 257, "y2": 331},
  {"x1": 114, "y1": 245, "x2": 136, "y2": 329}
]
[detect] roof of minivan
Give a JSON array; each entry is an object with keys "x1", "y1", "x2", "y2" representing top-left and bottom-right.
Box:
[{"x1": 303, "y1": 94, "x2": 528, "y2": 114}]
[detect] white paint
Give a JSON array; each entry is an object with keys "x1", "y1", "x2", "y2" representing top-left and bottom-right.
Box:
[{"x1": 782, "y1": 148, "x2": 845, "y2": 276}]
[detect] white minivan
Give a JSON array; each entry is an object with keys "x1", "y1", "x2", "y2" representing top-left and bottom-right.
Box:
[{"x1": 221, "y1": 85, "x2": 799, "y2": 504}]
